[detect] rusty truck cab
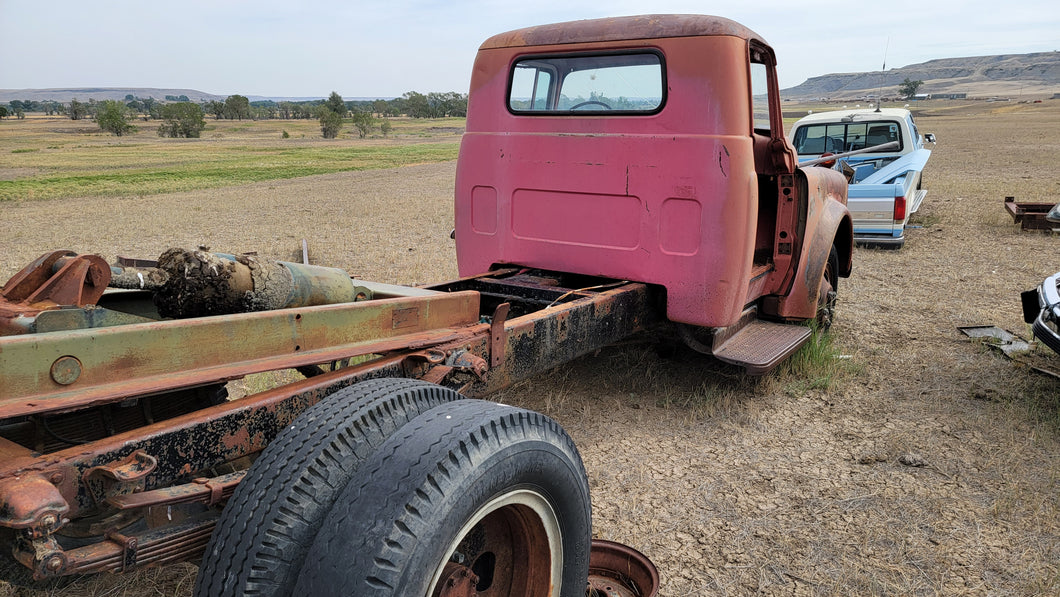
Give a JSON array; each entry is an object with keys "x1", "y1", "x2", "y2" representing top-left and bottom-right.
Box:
[{"x1": 455, "y1": 14, "x2": 851, "y2": 328}]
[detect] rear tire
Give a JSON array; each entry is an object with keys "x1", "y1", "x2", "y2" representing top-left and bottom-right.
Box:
[
  {"x1": 816, "y1": 245, "x2": 839, "y2": 330},
  {"x1": 194, "y1": 378, "x2": 463, "y2": 597},
  {"x1": 293, "y1": 399, "x2": 592, "y2": 597}
]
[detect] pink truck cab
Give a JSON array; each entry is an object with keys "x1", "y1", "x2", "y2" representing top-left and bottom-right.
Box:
[{"x1": 456, "y1": 14, "x2": 852, "y2": 372}]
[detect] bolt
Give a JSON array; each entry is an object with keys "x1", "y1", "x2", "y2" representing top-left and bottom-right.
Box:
[
  {"x1": 40, "y1": 514, "x2": 57, "y2": 528},
  {"x1": 49, "y1": 472, "x2": 64, "y2": 485},
  {"x1": 50, "y1": 356, "x2": 82, "y2": 385},
  {"x1": 44, "y1": 556, "x2": 63, "y2": 572}
]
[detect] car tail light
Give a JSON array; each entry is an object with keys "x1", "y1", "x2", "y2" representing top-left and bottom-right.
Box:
[{"x1": 893, "y1": 196, "x2": 907, "y2": 223}]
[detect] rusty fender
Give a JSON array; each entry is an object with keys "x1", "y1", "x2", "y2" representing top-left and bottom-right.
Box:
[{"x1": 776, "y1": 166, "x2": 851, "y2": 321}]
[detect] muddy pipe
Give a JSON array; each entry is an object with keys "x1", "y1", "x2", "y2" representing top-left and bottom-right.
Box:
[{"x1": 149, "y1": 248, "x2": 371, "y2": 319}]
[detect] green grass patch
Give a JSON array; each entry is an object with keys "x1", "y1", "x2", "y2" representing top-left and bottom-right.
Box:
[
  {"x1": 775, "y1": 328, "x2": 860, "y2": 396},
  {"x1": 0, "y1": 115, "x2": 463, "y2": 201}
]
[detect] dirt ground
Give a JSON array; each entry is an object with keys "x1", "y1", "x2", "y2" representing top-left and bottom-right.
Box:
[{"x1": 2, "y1": 102, "x2": 1060, "y2": 596}]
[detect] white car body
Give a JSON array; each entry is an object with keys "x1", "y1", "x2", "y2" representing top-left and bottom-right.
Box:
[{"x1": 790, "y1": 108, "x2": 934, "y2": 248}]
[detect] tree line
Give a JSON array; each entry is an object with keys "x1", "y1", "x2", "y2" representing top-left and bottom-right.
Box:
[
  {"x1": 0, "y1": 91, "x2": 467, "y2": 139},
  {"x1": 1, "y1": 91, "x2": 466, "y2": 121}
]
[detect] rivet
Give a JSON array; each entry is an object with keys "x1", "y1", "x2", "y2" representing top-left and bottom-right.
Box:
[{"x1": 50, "y1": 356, "x2": 82, "y2": 385}]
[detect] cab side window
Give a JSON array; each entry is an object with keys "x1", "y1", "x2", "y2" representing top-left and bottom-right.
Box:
[{"x1": 750, "y1": 62, "x2": 770, "y2": 134}]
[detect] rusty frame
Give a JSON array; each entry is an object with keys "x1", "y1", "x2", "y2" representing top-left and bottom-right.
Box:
[
  {"x1": 0, "y1": 290, "x2": 481, "y2": 418},
  {"x1": 0, "y1": 272, "x2": 659, "y2": 580}
]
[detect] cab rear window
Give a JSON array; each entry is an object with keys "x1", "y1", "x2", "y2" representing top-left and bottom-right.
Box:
[
  {"x1": 793, "y1": 121, "x2": 903, "y2": 154},
  {"x1": 508, "y1": 52, "x2": 664, "y2": 114}
]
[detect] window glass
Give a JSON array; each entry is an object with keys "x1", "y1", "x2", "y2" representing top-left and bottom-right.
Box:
[
  {"x1": 509, "y1": 52, "x2": 664, "y2": 113},
  {"x1": 792, "y1": 121, "x2": 904, "y2": 154},
  {"x1": 750, "y1": 62, "x2": 770, "y2": 132}
]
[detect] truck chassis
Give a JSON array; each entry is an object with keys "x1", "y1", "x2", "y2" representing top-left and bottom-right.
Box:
[{"x1": 0, "y1": 251, "x2": 659, "y2": 589}]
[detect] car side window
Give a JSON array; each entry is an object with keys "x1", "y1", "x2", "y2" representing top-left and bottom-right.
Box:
[{"x1": 750, "y1": 62, "x2": 770, "y2": 133}]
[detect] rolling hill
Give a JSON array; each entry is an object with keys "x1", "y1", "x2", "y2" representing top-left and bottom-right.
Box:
[{"x1": 781, "y1": 51, "x2": 1060, "y2": 100}]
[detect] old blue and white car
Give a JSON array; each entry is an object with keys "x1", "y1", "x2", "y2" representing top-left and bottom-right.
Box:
[{"x1": 790, "y1": 107, "x2": 935, "y2": 249}]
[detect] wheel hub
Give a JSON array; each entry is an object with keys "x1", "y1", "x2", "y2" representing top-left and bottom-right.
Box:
[{"x1": 434, "y1": 561, "x2": 480, "y2": 597}]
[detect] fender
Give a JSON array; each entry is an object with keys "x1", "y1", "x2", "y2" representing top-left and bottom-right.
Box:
[{"x1": 773, "y1": 166, "x2": 852, "y2": 321}]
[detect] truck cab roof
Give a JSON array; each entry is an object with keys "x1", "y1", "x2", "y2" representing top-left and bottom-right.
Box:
[{"x1": 479, "y1": 14, "x2": 767, "y2": 49}]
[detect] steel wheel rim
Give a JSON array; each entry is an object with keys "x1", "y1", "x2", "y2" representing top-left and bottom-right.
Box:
[{"x1": 428, "y1": 488, "x2": 562, "y2": 597}]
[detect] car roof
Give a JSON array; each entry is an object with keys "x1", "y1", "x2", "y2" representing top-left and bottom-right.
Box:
[
  {"x1": 479, "y1": 14, "x2": 765, "y2": 50},
  {"x1": 792, "y1": 108, "x2": 912, "y2": 127}
]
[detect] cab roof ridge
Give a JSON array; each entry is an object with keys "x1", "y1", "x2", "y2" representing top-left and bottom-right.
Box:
[{"x1": 479, "y1": 14, "x2": 765, "y2": 50}]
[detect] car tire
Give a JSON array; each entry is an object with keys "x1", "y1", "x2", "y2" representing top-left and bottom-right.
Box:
[
  {"x1": 293, "y1": 399, "x2": 592, "y2": 597},
  {"x1": 817, "y1": 245, "x2": 839, "y2": 330},
  {"x1": 194, "y1": 378, "x2": 463, "y2": 597}
]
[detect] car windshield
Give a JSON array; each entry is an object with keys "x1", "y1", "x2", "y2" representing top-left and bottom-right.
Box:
[{"x1": 793, "y1": 120, "x2": 904, "y2": 154}]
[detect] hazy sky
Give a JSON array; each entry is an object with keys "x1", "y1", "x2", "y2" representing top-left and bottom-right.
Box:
[{"x1": 2, "y1": 0, "x2": 1056, "y2": 98}]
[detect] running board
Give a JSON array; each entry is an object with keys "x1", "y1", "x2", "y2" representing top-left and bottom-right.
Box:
[{"x1": 712, "y1": 318, "x2": 812, "y2": 375}]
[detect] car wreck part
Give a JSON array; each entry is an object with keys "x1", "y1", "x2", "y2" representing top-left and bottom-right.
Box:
[
  {"x1": 0, "y1": 262, "x2": 660, "y2": 584},
  {"x1": 1022, "y1": 272, "x2": 1060, "y2": 356},
  {"x1": 676, "y1": 306, "x2": 814, "y2": 375},
  {"x1": 958, "y1": 326, "x2": 1032, "y2": 357},
  {"x1": 152, "y1": 248, "x2": 373, "y2": 318},
  {"x1": 959, "y1": 324, "x2": 1060, "y2": 379},
  {"x1": 1004, "y1": 196, "x2": 1060, "y2": 232},
  {"x1": 587, "y1": 539, "x2": 660, "y2": 597}
]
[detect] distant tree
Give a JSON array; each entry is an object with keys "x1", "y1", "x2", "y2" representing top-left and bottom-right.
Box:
[
  {"x1": 380, "y1": 118, "x2": 392, "y2": 138},
  {"x1": 351, "y1": 110, "x2": 374, "y2": 138},
  {"x1": 223, "y1": 94, "x2": 251, "y2": 120},
  {"x1": 402, "y1": 91, "x2": 430, "y2": 118},
  {"x1": 319, "y1": 107, "x2": 343, "y2": 138},
  {"x1": 898, "y1": 77, "x2": 924, "y2": 98},
  {"x1": 96, "y1": 100, "x2": 135, "y2": 136},
  {"x1": 205, "y1": 100, "x2": 225, "y2": 119},
  {"x1": 68, "y1": 98, "x2": 88, "y2": 120},
  {"x1": 158, "y1": 102, "x2": 207, "y2": 138},
  {"x1": 0, "y1": 106, "x2": 7, "y2": 119},
  {"x1": 325, "y1": 91, "x2": 347, "y2": 117}
]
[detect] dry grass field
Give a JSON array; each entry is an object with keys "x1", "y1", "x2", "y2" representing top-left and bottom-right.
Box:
[{"x1": 2, "y1": 101, "x2": 1060, "y2": 596}]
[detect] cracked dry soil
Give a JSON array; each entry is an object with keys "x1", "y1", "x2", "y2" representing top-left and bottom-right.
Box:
[{"x1": 1, "y1": 102, "x2": 1059, "y2": 596}]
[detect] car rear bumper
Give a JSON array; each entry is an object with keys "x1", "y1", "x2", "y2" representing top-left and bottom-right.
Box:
[{"x1": 853, "y1": 232, "x2": 905, "y2": 249}]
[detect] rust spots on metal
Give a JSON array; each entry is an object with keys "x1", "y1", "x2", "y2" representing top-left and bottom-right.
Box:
[
  {"x1": 588, "y1": 539, "x2": 661, "y2": 597},
  {"x1": 0, "y1": 474, "x2": 70, "y2": 534},
  {"x1": 108, "y1": 471, "x2": 244, "y2": 510},
  {"x1": 220, "y1": 426, "x2": 252, "y2": 454},
  {"x1": 392, "y1": 306, "x2": 420, "y2": 329},
  {"x1": 490, "y1": 302, "x2": 510, "y2": 368},
  {"x1": 0, "y1": 251, "x2": 111, "y2": 336},
  {"x1": 479, "y1": 14, "x2": 764, "y2": 51},
  {"x1": 434, "y1": 562, "x2": 480, "y2": 596},
  {"x1": 0, "y1": 290, "x2": 482, "y2": 420}
]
